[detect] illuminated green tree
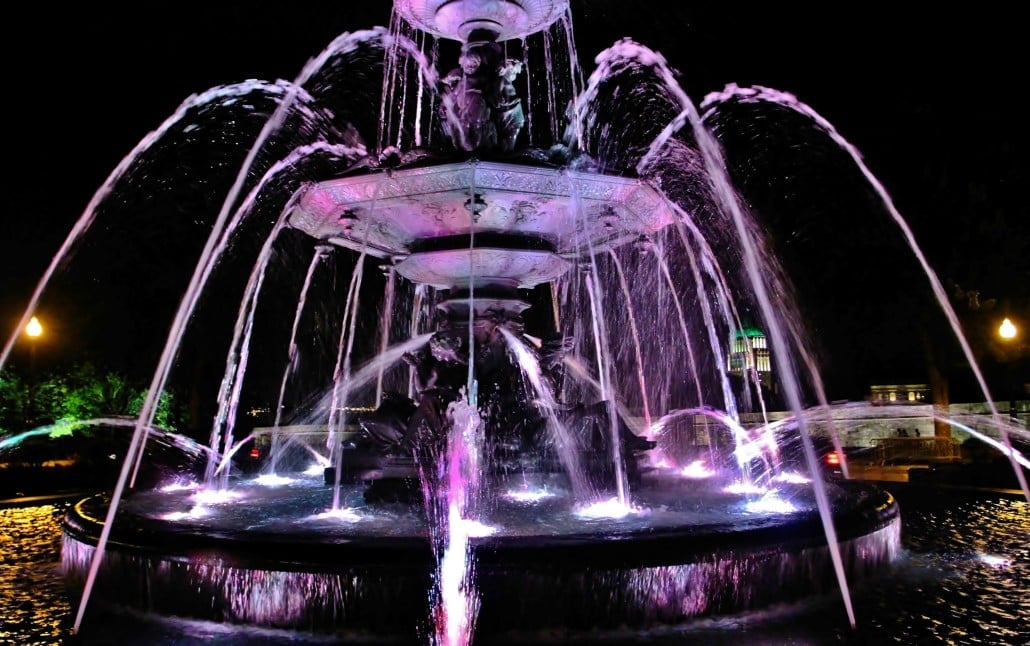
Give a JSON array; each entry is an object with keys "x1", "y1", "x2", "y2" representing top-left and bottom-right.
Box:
[
  {"x1": 33, "y1": 363, "x2": 183, "y2": 431},
  {"x1": 0, "y1": 369, "x2": 27, "y2": 433}
]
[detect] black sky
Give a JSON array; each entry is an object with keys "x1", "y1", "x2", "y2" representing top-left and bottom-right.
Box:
[{"x1": 3, "y1": 2, "x2": 1028, "y2": 401}]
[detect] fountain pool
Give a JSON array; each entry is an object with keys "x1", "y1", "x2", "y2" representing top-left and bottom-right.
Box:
[{"x1": 61, "y1": 469, "x2": 898, "y2": 637}]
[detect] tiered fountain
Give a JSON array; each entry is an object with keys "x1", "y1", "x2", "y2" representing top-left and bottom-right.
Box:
[{"x1": 52, "y1": 1, "x2": 902, "y2": 643}]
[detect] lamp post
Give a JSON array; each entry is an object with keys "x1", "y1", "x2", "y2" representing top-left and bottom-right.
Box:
[
  {"x1": 25, "y1": 316, "x2": 42, "y2": 426},
  {"x1": 998, "y1": 317, "x2": 1019, "y2": 425},
  {"x1": 996, "y1": 315, "x2": 1030, "y2": 501}
]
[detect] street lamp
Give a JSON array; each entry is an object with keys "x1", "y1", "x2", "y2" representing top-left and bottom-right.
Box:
[
  {"x1": 998, "y1": 317, "x2": 1020, "y2": 425},
  {"x1": 24, "y1": 316, "x2": 43, "y2": 427},
  {"x1": 25, "y1": 316, "x2": 43, "y2": 339},
  {"x1": 995, "y1": 315, "x2": 1030, "y2": 499}
]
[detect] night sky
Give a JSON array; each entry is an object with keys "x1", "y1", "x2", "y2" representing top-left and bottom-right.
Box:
[{"x1": 3, "y1": 2, "x2": 1028, "y2": 403}]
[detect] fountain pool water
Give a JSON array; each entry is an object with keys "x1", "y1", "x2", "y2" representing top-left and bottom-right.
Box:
[{"x1": 19, "y1": 0, "x2": 1030, "y2": 643}]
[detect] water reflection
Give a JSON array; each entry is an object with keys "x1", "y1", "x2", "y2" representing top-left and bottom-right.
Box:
[
  {"x1": 0, "y1": 502, "x2": 73, "y2": 643},
  {"x1": 1, "y1": 488, "x2": 1027, "y2": 644}
]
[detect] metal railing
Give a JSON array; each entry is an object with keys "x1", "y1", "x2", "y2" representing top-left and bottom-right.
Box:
[{"x1": 874, "y1": 436, "x2": 962, "y2": 464}]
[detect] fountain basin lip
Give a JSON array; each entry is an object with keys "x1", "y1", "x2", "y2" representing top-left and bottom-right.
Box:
[
  {"x1": 62, "y1": 481, "x2": 898, "y2": 573},
  {"x1": 287, "y1": 158, "x2": 677, "y2": 264},
  {"x1": 396, "y1": 247, "x2": 569, "y2": 288},
  {"x1": 393, "y1": 0, "x2": 570, "y2": 42}
]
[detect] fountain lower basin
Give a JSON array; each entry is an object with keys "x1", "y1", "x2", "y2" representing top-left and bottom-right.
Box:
[{"x1": 61, "y1": 474, "x2": 900, "y2": 638}]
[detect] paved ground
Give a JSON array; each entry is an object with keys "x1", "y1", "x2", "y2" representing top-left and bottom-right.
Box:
[
  {"x1": 845, "y1": 458, "x2": 1028, "y2": 498},
  {"x1": 845, "y1": 461, "x2": 927, "y2": 483}
]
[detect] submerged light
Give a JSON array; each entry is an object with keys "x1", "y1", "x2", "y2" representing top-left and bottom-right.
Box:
[
  {"x1": 680, "y1": 460, "x2": 716, "y2": 479},
  {"x1": 574, "y1": 497, "x2": 644, "y2": 519},
  {"x1": 253, "y1": 473, "x2": 294, "y2": 487},
  {"x1": 504, "y1": 488, "x2": 556, "y2": 503},
  {"x1": 745, "y1": 491, "x2": 798, "y2": 514}
]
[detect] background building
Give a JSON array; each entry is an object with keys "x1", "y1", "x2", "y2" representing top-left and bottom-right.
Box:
[{"x1": 727, "y1": 327, "x2": 772, "y2": 389}]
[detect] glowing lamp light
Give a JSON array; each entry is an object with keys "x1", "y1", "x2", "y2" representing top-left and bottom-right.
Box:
[
  {"x1": 999, "y1": 317, "x2": 1017, "y2": 340},
  {"x1": 25, "y1": 316, "x2": 43, "y2": 338}
]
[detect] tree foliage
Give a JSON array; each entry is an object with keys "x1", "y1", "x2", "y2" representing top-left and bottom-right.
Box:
[
  {"x1": 0, "y1": 363, "x2": 184, "y2": 434},
  {"x1": 0, "y1": 370, "x2": 27, "y2": 432}
]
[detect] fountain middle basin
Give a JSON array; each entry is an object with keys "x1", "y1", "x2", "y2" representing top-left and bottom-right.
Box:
[
  {"x1": 61, "y1": 471, "x2": 899, "y2": 636},
  {"x1": 287, "y1": 159, "x2": 677, "y2": 289}
]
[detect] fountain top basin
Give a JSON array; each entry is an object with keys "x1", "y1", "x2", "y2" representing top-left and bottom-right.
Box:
[{"x1": 393, "y1": 0, "x2": 570, "y2": 42}]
